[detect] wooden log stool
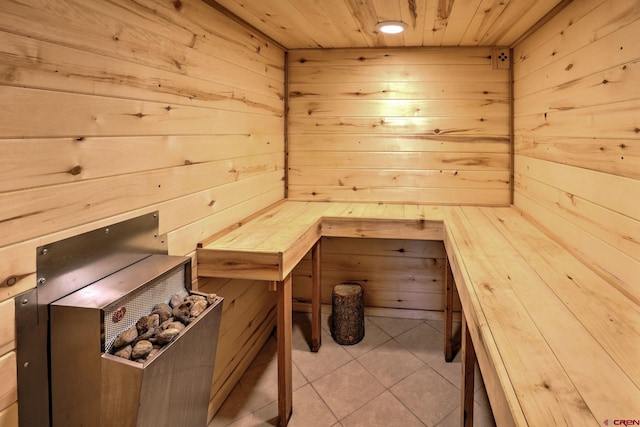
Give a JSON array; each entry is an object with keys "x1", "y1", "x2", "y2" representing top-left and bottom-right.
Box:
[{"x1": 331, "y1": 282, "x2": 365, "y2": 345}]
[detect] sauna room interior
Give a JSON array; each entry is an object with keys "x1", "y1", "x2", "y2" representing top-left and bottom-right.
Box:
[{"x1": 1, "y1": 0, "x2": 639, "y2": 426}]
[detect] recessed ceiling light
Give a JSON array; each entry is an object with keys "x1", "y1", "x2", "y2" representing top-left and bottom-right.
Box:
[{"x1": 375, "y1": 21, "x2": 408, "y2": 34}]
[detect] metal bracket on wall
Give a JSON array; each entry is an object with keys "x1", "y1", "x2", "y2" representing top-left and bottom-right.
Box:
[{"x1": 14, "y1": 211, "x2": 167, "y2": 427}]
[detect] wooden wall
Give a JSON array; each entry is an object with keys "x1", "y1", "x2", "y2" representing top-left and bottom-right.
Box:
[
  {"x1": 291, "y1": 237, "x2": 462, "y2": 318},
  {"x1": 287, "y1": 47, "x2": 507, "y2": 315},
  {"x1": 513, "y1": 0, "x2": 640, "y2": 304},
  {"x1": 287, "y1": 47, "x2": 511, "y2": 205},
  {"x1": 0, "y1": 0, "x2": 284, "y2": 424}
]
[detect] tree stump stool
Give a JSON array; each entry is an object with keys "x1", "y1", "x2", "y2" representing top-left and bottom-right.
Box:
[{"x1": 331, "y1": 283, "x2": 364, "y2": 345}]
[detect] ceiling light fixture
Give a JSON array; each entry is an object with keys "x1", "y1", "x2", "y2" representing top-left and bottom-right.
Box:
[{"x1": 375, "y1": 20, "x2": 408, "y2": 34}]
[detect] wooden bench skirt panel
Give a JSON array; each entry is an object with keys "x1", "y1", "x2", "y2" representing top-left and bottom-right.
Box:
[{"x1": 197, "y1": 201, "x2": 640, "y2": 427}]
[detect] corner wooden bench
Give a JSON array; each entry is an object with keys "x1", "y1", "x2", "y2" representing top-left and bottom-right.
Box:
[
  {"x1": 443, "y1": 206, "x2": 640, "y2": 426},
  {"x1": 197, "y1": 201, "x2": 640, "y2": 426}
]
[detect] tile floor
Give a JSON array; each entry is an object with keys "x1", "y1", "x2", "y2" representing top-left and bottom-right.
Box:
[{"x1": 209, "y1": 312, "x2": 496, "y2": 427}]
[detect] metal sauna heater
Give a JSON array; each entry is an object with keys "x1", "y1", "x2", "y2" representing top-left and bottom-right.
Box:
[{"x1": 14, "y1": 212, "x2": 223, "y2": 427}]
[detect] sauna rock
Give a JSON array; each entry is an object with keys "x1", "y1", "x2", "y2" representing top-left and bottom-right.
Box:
[{"x1": 111, "y1": 292, "x2": 218, "y2": 363}]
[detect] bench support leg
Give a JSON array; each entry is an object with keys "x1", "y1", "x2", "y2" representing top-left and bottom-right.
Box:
[
  {"x1": 461, "y1": 311, "x2": 476, "y2": 427},
  {"x1": 311, "y1": 240, "x2": 321, "y2": 352},
  {"x1": 444, "y1": 256, "x2": 456, "y2": 362},
  {"x1": 277, "y1": 274, "x2": 293, "y2": 427}
]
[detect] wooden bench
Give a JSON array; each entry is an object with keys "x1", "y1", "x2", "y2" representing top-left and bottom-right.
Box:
[
  {"x1": 444, "y1": 206, "x2": 640, "y2": 425},
  {"x1": 197, "y1": 201, "x2": 640, "y2": 426}
]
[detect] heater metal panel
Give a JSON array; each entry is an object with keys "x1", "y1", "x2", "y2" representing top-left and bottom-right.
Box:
[{"x1": 15, "y1": 211, "x2": 167, "y2": 427}]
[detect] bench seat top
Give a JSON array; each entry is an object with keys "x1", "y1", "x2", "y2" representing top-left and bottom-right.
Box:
[{"x1": 197, "y1": 200, "x2": 640, "y2": 426}]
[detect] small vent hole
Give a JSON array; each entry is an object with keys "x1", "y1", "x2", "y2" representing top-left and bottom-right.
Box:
[{"x1": 498, "y1": 52, "x2": 508, "y2": 62}]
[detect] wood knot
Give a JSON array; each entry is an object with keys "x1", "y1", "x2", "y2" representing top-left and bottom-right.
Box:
[
  {"x1": 68, "y1": 165, "x2": 82, "y2": 176},
  {"x1": 173, "y1": 0, "x2": 182, "y2": 10}
]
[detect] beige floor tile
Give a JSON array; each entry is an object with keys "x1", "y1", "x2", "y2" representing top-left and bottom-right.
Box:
[
  {"x1": 249, "y1": 336, "x2": 277, "y2": 370},
  {"x1": 342, "y1": 317, "x2": 392, "y2": 358},
  {"x1": 395, "y1": 322, "x2": 445, "y2": 364},
  {"x1": 208, "y1": 383, "x2": 254, "y2": 427},
  {"x1": 426, "y1": 352, "x2": 462, "y2": 389},
  {"x1": 368, "y1": 316, "x2": 424, "y2": 337},
  {"x1": 435, "y1": 403, "x2": 496, "y2": 427},
  {"x1": 293, "y1": 336, "x2": 354, "y2": 382},
  {"x1": 474, "y1": 385, "x2": 491, "y2": 410},
  {"x1": 250, "y1": 384, "x2": 338, "y2": 427},
  {"x1": 212, "y1": 314, "x2": 496, "y2": 427},
  {"x1": 219, "y1": 412, "x2": 273, "y2": 427},
  {"x1": 312, "y1": 360, "x2": 386, "y2": 420},
  {"x1": 390, "y1": 366, "x2": 460, "y2": 426},
  {"x1": 340, "y1": 391, "x2": 425, "y2": 427},
  {"x1": 358, "y1": 339, "x2": 425, "y2": 387}
]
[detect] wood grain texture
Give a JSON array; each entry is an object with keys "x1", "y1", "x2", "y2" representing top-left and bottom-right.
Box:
[
  {"x1": 288, "y1": 47, "x2": 510, "y2": 205},
  {"x1": 513, "y1": 0, "x2": 640, "y2": 304},
  {"x1": 210, "y1": 0, "x2": 562, "y2": 48},
  {"x1": 0, "y1": 300, "x2": 15, "y2": 358},
  {"x1": 0, "y1": 403, "x2": 18, "y2": 427},
  {"x1": 198, "y1": 277, "x2": 276, "y2": 419},
  {"x1": 0, "y1": 0, "x2": 284, "y2": 424},
  {"x1": 0, "y1": 352, "x2": 16, "y2": 414}
]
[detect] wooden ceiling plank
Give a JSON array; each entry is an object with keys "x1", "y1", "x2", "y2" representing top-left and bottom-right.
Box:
[
  {"x1": 304, "y1": 0, "x2": 370, "y2": 48},
  {"x1": 205, "y1": 0, "x2": 570, "y2": 49},
  {"x1": 498, "y1": 0, "x2": 570, "y2": 46},
  {"x1": 417, "y1": 0, "x2": 442, "y2": 46},
  {"x1": 398, "y1": 0, "x2": 428, "y2": 46},
  {"x1": 440, "y1": 0, "x2": 484, "y2": 46},
  {"x1": 343, "y1": 0, "x2": 384, "y2": 47},
  {"x1": 479, "y1": 0, "x2": 564, "y2": 46},
  {"x1": 211, "y1": 0, "x2": 314, "y2": 48},
  {"x1": 458, "y1": 0, "x2": 511, "y2": 45}
]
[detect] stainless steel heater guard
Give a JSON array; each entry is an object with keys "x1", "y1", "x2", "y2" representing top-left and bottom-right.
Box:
[{"x1": 14, "y1": 212, "x2": 223, "y2": 427}]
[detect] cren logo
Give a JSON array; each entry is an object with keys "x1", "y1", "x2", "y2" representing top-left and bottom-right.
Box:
[{"x1": 604, "y1": 420, "x2": 640, "y2": 426}]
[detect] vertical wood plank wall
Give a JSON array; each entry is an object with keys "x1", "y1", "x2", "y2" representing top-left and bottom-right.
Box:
[
  {"x1": 513, "y1": 0, "x2": 640, "y2": 305},
  {"x1": 287, "y1": 47, "x2": 511, "y2": 205},
  {"x1": 0, "y1": 0, "x2": 284, "y2": 424}
]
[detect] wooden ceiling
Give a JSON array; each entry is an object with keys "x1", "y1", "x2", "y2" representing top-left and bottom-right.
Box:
[{"x1": 206, "y1": 0, "x2": 567, "y2": 49}]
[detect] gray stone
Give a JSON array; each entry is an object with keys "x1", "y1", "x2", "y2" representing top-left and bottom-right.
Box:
[
  {"x1": 184, "y1": 294, "x2": 206, "y2": 305},
  {"x1": 156, "y1": 327, "x2": 181, "y2": 345},
  {"x1": 151, "y1": 303, "x2": 172, "y2": 323},
  {"x1": 132, "y1": 340, "x2": 153, "y2": 359},
  {"x1": 161, "y1": 320, "x2": 185, "y2": 332},
  {"x1": 113, "y1": 345, "x2": 132, "y2": 360},
  {"x1": 136, "y1": 314, "x2": 160, "y2": 334},
  {"x1": 173, "y1": 301, "x2": 193, "y2": 324},
  {"x1": 113, "y1": 325, "x2": 138, "y2": 348},
  {"x1": 190, "y1": 299, "x2": 208, "y2": 318},
  {"x1": 169, "y1": 294, "x2": 184, "y2": 308}
]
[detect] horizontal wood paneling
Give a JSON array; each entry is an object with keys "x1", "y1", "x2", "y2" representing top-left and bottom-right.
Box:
[
  {"x1": 0, "y1": 0, "x2": 284, "y2": 423},
  {"x1": 288, "y1": 47, "x2": 511, "y2": 205},
  {"x1": 0, "y1": 403, "x2": 17, "y2": 427},
  {"x1": 513, "y1": 0, "x2": 640, "y2": 303},
  {"x1": 292, "y1": 237, "x2": 449, "y2": 312},
  {"x1": 0, "y1": 352, "x2": 16, "y2": 417},
  {"x1": 0, "y1": 300, "x2": 15, "y2": 358}
]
